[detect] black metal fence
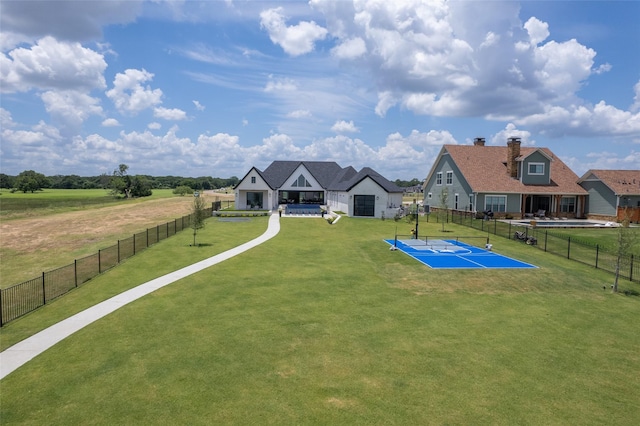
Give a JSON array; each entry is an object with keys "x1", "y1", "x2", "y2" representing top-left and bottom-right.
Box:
[
  {"x1": 0, "y1": 208, "x2": 212, "y2": 327},
  {"x1": 438, "y1": 209, "x2": 639, "y2": 283}
]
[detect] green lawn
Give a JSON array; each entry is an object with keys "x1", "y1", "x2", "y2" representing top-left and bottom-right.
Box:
[{"x1": 1, "y1": 216, "x2": 639, "y2": 424}]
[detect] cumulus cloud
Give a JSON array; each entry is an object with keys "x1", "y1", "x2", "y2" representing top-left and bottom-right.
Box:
[
  {"x1": 0, "y1": 0, "x2": 142, "y2": 44},
  {"x1": 102, "y1": 118, "x2": 120, "y2": 127},
  {"x1": 193, "y1": 100, "x2": 205, "y2": 111},
  {"x1": 148, "y1": 122, "x2": 162, "y2": 130},
  {"x1": 260, "y1": 7, "x2": 328, "y2": 56},
  {"x1": 154, "y1": 107, "x2": 187, "y2": 121},
  {"x1": 41, "y1": 90, "x2": 103, "y2": 130},
  {"x1": 331, "y1": 120, "x2": 359, "y2": 133},
  {"x1": 331, "y1": 37, "x2": 366, "y2": 59},
  {"x1": 106, "y1": 69, "x2": 163, "y2": 115},
  {"x1": 1, "y1": 36, "x2": 107, "y2": 93}
]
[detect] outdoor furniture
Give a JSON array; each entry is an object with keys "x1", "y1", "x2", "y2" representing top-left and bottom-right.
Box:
[{"x1": 534, "y1": 210, "x2": 546, "y2": 219}]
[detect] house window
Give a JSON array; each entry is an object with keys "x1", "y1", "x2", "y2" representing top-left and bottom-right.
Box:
[
  {"x1": 454, "y1": 193, "x2": 459, "y2": 210},
  {"x1": 446, "y1": 171, "x2": 453, "y2": 185},
  {"x1": 528, "y1": 163, "x2": 545, "y2": 175},
  {"x1": 427, "y1": 192, "x2": 432, "y2": 200},
  {"x1": 291, "y1": 174, "x2": 312, "y2": 188},
  {"x1": 436, "y1": 172, "x2": 442, "y2": 185},
  {"x1": 560, "y1": 197, "x2": 575, "y2": 213},
  {"x1": 251, "y1": 176, "x2": 256, "y2": 184},
  {"x1": 485, "y1": 195, "x2": 506, "y2": 212}
]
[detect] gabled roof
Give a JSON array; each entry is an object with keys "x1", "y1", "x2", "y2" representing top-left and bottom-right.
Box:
[
  {"x1": 234, "y1": 167, "x2": 274, "y2": 190},
  {"x1": 579, "y1": 169, "x2": 640, "y2": 195},
  {"x1": 433, "y1": 144, "x2": 586, "y2": 194},
  {"x1": 261, "y1": 161, "x2": 344, "y2": 188},
  {"x1": 328, "y1": 167, "x2": 403, "y2": 193},
  {"x1": 240, "y1": 161, "x2": 401, "y2": 194}
]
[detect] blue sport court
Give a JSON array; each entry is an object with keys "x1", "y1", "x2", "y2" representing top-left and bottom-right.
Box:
[{"x1": 385, "y1": 238, "x2": 537, "y2": 269}]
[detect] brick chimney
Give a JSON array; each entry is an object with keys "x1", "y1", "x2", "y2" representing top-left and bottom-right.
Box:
[
  {"x1": 473, "y1": 137, "x2": 485, "y2": 146},
  {"x1": 506, "y1": 137, "x2": 521, "y2": 178}
]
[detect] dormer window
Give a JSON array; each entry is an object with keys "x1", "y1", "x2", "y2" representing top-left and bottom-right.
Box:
[
  {"x1": 528, "y1": 163, "x2": 545, "y2": 175},
  {"x1": 291, "y1": 174, "x2": 312, "y2": 187}
]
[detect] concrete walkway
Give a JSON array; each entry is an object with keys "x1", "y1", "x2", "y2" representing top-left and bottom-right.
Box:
[{"x1": 0, "y1": 212, "x2": 281, "y2": 380}]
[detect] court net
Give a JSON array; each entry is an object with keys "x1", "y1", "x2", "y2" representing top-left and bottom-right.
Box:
[{"x1": 393, "y1": 235, "x2": 490, "y2": 252}]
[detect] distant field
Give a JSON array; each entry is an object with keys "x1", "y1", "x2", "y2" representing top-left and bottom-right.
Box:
[
  {"x1": 0, "y1": 188, "x2": 176, "y2": 219},
  {"x1": 0, "y1": 189, "x2": 233, "y2": 287}
]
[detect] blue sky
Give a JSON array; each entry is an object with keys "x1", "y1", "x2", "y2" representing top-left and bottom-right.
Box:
[{"x1": 1, "y1": 0, "x2": 639, "y2": 181}]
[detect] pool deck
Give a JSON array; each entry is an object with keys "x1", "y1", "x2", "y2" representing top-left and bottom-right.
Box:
[{"x1": 508, "y1": 218, "x2": 620, "y2": 228}]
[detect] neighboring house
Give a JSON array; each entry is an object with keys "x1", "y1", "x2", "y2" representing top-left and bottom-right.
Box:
[
  {"x1": 234, "y1": 161, "x2": 403, "y2": 218},
  {"x1": 422, "y1": 137, "x2": 587, "y2": 219},
  {"x1": 578, "y1": 169, "x2": 640, "y2": 222}
]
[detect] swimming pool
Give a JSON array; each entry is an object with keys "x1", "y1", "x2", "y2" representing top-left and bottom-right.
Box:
[{"x1": 516, "y1": 220, "x2": 615, "y2": 228}]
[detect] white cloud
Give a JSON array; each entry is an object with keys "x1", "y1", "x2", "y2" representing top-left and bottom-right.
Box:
[
  {"x1": 287, "y1": 110, "x2": 312, "y2": 118},
  {"x1": 331, "y1": 37, "x2": 366, "y2": 59},
  {"x1": 260, "y1": 7, "x2": 328, "y2": 56},
  {"x1": 41, "y1": 90, "x2": 103, "y2": 130},
  {"x1": 331, "y1": 120, "x2": 359, "y2": 133},
  {"x1": 264, "y1": 76, "x2": 297, "y2": 92},
  {"x1": 102, "y1": 118, "x2": 120, "y2": 127},
  {"x1": 524, "y1": 17, "x2": 549, "y2": 46},
  {"x1": 1, "y1": 36, "x2": 107, "y2": 93},
  {"x1": 631, "y1": 80, "x2": 640, "y2": 113},
  {"x1": 148, "y1": 122, "x2": 162, "y2": 130},
  {"x1": 106, "y1": 69, "x2": 163, "y2": 115},
  {"x1": 193, "y1": 100, "x2": 205, "y2": 111},
  {"x1": 153, "y1": 107, "x2": 187, "y2": 121}
]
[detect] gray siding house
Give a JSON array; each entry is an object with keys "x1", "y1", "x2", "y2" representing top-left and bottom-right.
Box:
[
  {"x1": 578, "y1": 169, "x2": 640, "y2": 222},
  {"x1": 423, "y1": 138, "x2": 587, "y2": 218}
]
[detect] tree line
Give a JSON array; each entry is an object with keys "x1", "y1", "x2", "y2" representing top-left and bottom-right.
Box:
[{"x1": 0, "y1": 168, "x2": 239, "y2": 195}]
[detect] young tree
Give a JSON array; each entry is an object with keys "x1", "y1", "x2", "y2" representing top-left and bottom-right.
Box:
[
  {"x1": 438, "y1": 187, "x2": 449, "y2": 232},
  {"x1": 613, "y1": 211, "x2": 639, "y2": 293},
  {"x1": 190, "y1": 194, "x2": 208, "y2": 246}
]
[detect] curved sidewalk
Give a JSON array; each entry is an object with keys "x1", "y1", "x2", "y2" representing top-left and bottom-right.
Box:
[{"x1": 0, "y1": 212, "x2": 281, "y2": 380}]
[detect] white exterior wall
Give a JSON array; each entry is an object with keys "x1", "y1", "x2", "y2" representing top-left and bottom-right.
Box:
[
  {"x1": 327, "y1": 190, "x2": 349, "y2": 214},
  {"x1": 235, "y1": 170, "x2": 275, "y2": 210},
  {"x1": 348, "y1": 178, "x2": 403, "y2": 218}
]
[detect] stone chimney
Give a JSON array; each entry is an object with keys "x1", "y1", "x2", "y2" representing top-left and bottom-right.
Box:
[
  {"x1": 473, "y1": 137, "x2": 485, "y2": 146},
  {"x1": 506, "y1": 137, "x2": 521, "y2": 178}
]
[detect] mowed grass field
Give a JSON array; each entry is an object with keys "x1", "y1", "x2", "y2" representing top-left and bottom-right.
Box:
[{"x1": 1, "y1": 211, "x2": 639, "y2": 424}]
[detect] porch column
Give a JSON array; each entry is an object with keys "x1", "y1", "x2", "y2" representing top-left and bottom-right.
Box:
[
  {"x1": 555, "y1": 194, "x2": 562, "y2": 217},
  {"x1": 521, "y1": 194, "x2": 529, "y2": 219}
]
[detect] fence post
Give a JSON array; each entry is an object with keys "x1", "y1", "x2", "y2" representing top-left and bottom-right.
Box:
[
  {"x1": 42, "y1": 271, "x2": 46, "y2": 305},
  {"x1": 98, "y1": 249, "x2": 102, "y2": 273},
  {"x1": 166, "y1": 222, "x2": 169, "y2": 238},
  {"x1": 508, "y1": 222, "x2": 512, "y2": 239},
  {"x1": 74, "y1": 259, "x2": 78, "y2": 287},
  {"x1": 0, "y1": 289, "x2": 3, "y2": 327},
  {"x1": 544, "y1": 231, "x2": 548, "y2": 252},
  {"x1": 493, "y1": 219, "x2": 497, "y2": 235},
  {"x1": 567, "y1": 237, "x2": 571, "y2": 259},
  {"x1": 118, "y1": 240, "x2": 121, "y2": 263},
  {"x1": 630, "y1": 255, "x2": 634, "y2": 281},
  {"x1": 595, "y1": 245, "x2": 599, "y2": 269},
  {"x1": 147, "y1": 228, "x2": 149, "y2": 248},
  {"x1": 133, "y1": 233, "x2": 136, "y2": 255}
]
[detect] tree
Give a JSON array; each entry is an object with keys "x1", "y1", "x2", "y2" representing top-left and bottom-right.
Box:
[
  {"x1": 173, "y1": 185, "x2": 194, "y2": 196},
  {"x1": 109, "y1": 164, "x2": 152, "y2": 198},
  {"x1": 15, "y1": 170, "x2": 49, "y2": 193},
  {"x1": 612, "y1": 211, "x2": 639, "y2": 293},
  {"x1": 0, "y1": 173, "x2": 15, "y2": 189},
  {"x1": 190, "y1": 194, "x2": 208, "y2": 246},
  {"x1": 438, "y1": 187, "x2": 449, "y2": 232}
]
